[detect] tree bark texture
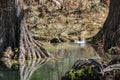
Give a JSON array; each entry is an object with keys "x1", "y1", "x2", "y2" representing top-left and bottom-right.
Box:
[
  {"x1": 92, "y1": 0, "x2": 120, "y2": 52},
  {"x1": 0, "y1": 0, "x2": 51, "y2": 61}
]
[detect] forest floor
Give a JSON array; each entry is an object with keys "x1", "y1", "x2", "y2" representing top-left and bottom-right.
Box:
[{"x1": 24, "y1": 0, "x2": 108, "y2": 43}]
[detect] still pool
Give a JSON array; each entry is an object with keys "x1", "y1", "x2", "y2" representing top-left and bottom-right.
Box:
[{"x1": 0, "y1": 43, "x2": 102, "y2": 80}]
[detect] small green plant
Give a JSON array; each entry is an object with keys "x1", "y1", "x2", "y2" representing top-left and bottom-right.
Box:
[
  {"x1": 69, "y1": 69, "x2": 75, "y2": 80},
  {"x1": 68, "y1": 66, "x2": 95, "y2": 80},
  {"x1": 14, "y1": 48, "x2": 19, "y2": 53},
  {"x1": 13, "y1": 48, "x2": 19, "y2": 60}
]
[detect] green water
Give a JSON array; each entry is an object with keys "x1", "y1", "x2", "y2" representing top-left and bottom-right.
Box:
[
  {"x1": 0, "y1": 70, "x2": 20, "y2": 80},
  {"x1": 0, "y1": 43, "x2": 101, "y2": 80}
]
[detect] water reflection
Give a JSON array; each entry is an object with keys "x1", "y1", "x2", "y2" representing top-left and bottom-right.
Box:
[
  {"x1": 0, "y1": 43, "x2": 102, "y2": 80},
  {"x1": 0, "y1": 58, "x2": 49, "y2": 80},
  {"x1": 30, "y1": 43, "x2": 102, "y2": 80},
  {"x1": 0, "y1": 68, "x2": 19, "y2": 80},
  {"x1": 19, "y1": 58, "x2": 50, "y2": 80}
]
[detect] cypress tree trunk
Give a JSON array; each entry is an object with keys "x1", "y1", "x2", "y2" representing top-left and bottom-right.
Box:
[
  {"x1": 0, "y1": 0, "x2": 51, "y2": 61},
  {"x1": 92, "y1": 0, "x2": 120, "y2": 52}
]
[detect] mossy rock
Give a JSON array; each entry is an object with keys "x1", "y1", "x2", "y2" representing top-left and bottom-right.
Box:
[{"x1": 62, "y1": 59, "x2": 104, "y2": 80}]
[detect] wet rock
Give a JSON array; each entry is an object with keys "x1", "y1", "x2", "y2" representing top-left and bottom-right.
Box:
[
  {"x1": 50, "y1": 37, "x2": 60, "y2": 43},
  {"x1": 108, "y1": 58, "x2": 120, "y2": 66},
  {"x1": 50, "y1": 34, "x2": 66, "y2": 43},
  {"x1": 62, "y1": 59, "x2": 104, "y2": 80},
  {"x1": 50, "y1": 37, "x2": 65, "y2": 43}
]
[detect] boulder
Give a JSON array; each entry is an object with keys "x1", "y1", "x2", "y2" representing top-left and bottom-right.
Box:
[
  {"x1": 50, "y1": 37, "x2": 66, "y2": 43},
  {"x1": 62, "y1": 59, "x2": 104, "y2": 80}
]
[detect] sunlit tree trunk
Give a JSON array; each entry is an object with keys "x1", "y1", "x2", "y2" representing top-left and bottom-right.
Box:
[
  {"x1": 0, "y1": 0, "x2": 51, "y2": 62},
  {"x1": 92, "y1": 0, "x2": 120, "y2": 52}
]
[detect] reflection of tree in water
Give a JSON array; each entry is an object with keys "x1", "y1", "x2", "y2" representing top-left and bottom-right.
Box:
[{"x1": 19, "y1": 58, "x2": 50, "y2": 80}]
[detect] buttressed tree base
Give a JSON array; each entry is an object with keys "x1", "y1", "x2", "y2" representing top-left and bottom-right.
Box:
[
  {"x1": 92, "y1": 0, "x2": 120, "y2": 52},
  {"x1": 0, "y1": 0, "x2": 51, "y2": 61}
]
